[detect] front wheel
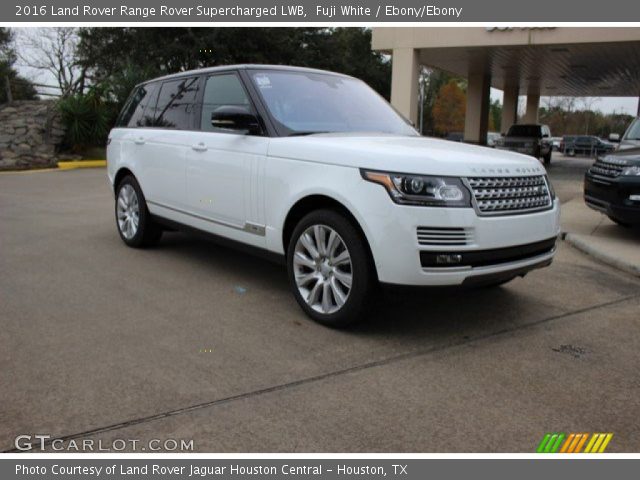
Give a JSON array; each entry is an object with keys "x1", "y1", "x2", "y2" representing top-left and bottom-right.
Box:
[
  {"x1": 287, "y1": 210, "x2": 376, "y2": 328},
  {"x1": 543, "y1": 150, "x2": 552, "y2": 165}
]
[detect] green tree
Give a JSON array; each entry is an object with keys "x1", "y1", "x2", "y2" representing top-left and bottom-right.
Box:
[
  {"x1": 1, "y1": 28, "x2": 38, "y2": 103},
  {"x1": 76, "y1": 27, "x2": 391, "y2": 104},
  {"x1": 489, "y1": 99, "x2": 502, "y2": 132},
  {"x1": 419, "y1": 69, "x2": 458, "y2": 135}
]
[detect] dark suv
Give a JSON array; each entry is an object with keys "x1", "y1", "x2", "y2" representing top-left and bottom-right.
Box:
[
  {"x1": 496, "y1": 124, "x2": 553, "y2": 164},
  {"x1": 584, "y1": 147, "x2": 640, "y2": 226},
  {"x1": 566, "y1": 135, "x2": 615, "y2": 157}
]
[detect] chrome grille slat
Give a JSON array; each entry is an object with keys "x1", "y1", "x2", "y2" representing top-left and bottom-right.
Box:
[
  {"x1": 466, "y1": 175, "x2": 552, "y2": 215},
  {"x1": 589, "y1": 159, "x2": 625, "y2": 178},
  {"x1": 416, "y1": 227, "x2": 473, "y2": 246}
]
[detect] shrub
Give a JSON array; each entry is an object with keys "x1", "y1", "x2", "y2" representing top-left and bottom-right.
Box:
[{"x1": 57, "y1": 86, "x2": 117, "y2": 151}]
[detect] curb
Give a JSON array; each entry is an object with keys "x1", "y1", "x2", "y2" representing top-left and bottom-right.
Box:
[
  {"x1": 564, "y1": 233, "x2": 640, "y2": 278},
  {"x1": 57, "y1": 160, "x2": 107, "y2": 170},
  {"x1": 0, "y1": 160, "x2": 106, "y2": 175}
]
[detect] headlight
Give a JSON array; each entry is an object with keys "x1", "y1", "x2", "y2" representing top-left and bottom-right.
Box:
[
  {"x1": 361, "y1": 170, "x2": 471, "y2": 207},
  {"x1": 621, "y1": 166, "x2": 640, "y2": 176},
  {"x1": 545, "y1": 175, "x2": 556, "y2": 200}
]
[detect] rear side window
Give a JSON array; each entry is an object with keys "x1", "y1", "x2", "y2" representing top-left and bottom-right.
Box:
[
  {"x1": 200, "y1": 74, "x2": 251, "y2": 132},
  {"x1": 116, "y1": 82, "x2": 160, "y2": 128},
  {"x1": 153, "y1": 77, "x2": 200, "y2": 130}
]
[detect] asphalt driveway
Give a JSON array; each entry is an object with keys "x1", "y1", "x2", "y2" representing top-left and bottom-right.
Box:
[{"x1": 1, "y1": 160, "x2": 639, "y2": 452}]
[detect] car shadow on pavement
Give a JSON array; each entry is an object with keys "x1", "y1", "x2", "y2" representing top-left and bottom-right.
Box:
[{"x1": 152, "y1": 231, "x2": 545, "y2": 341}]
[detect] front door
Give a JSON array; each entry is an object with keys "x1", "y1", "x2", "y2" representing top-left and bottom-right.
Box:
[{"x1": 186, "y1": 72, "x2": 268, "y2": 233}]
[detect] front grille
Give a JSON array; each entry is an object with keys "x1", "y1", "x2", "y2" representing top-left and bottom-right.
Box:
[
  {"x1": 466, "y1": 175, "x2": 552, "y2": 215},
  {"x1": 416, "y1": 227, "x2": 474, "y2": 246},
  {"x1": 589, "y1": 158, "x2": 625, "y2": 178}
]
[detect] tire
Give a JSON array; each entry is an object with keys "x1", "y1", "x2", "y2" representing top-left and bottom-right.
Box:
[
  {"x1": 543, "y1": 150, "x2": 552, "y2": 165},
  {"x1": 115, "y1": 174, "x2": 163, "y2": 248},
  {"x1": 286, "y1": 209, "x2": 376, "y2": 328}
]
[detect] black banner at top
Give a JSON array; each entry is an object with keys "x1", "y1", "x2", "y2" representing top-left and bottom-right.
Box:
[{"x1": 4, "y1": 0, "x2": 640, "y2": 22}]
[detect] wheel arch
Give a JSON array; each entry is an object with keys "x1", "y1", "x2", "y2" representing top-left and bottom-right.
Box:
[
  {"x1": 113, "y1": 167, "x2": 135, "y2": 193},
  {"x1": 281, "y1": 194, "x2": 378, "y2": 281}
]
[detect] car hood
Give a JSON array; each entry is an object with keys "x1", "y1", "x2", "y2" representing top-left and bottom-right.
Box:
[
  {"x1": 607, "y1": 146, "x2": 640, "y2": 164},
  {"x1": 267, "y1": 133, "x2": 546, "y2": 177}
]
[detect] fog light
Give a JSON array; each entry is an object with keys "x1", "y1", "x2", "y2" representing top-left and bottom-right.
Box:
[{"x1": 435, "y1": 254, "x2": 463, "y2": 265}]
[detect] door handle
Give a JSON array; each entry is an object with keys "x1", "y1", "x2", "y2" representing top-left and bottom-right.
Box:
[
  {"x1": 192, "y1": 142, "x2": 207, "y2": 152},
  {"x1": 134, "y1": 137, "x2": 146, "y2": 145}
]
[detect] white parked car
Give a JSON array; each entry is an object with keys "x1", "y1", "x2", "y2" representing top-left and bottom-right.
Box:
[{"x1": 107, "y1": 65, "x2": 561, "y2": 327}]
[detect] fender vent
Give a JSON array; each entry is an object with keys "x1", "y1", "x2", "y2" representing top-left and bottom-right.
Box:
[{"x1": 416, "y1": 227, "x2": 474, "y2": 246}]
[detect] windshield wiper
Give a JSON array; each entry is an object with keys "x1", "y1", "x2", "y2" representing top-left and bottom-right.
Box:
[{"x1": 288, "y1": 131, "x2": 330, "y2": 137}]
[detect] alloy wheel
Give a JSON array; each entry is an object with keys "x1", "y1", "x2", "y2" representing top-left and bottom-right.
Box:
[
  {"x1": 292, "y1": 224, "x2": 353, "y2": 314},
  {"x1": 117, "y1": 184, "x2": 140, "y2": 240}
]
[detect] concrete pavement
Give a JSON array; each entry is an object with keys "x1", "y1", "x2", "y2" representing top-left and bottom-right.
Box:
[
  {"x1": 562, "y1": 198, "x2": 640, "y2": 277},
  {"x1": 1, "y1": 167, "x2": 639, "y2": 453}
]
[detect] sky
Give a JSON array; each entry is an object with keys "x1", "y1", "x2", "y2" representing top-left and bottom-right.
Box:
[{"x1": 489, "y1": 88, "x2": 639, "y2": 116}]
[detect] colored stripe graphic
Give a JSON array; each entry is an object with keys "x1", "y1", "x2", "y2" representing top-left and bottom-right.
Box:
[
  {"x1": 537, "y1": 433, "x2": 565, "y2": 453},
  {"x1": 538, "y1": 433, "x2": 613, "y2": 453}
]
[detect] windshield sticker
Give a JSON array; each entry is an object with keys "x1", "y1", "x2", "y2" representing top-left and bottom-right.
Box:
[{"x1": 254, "y1": 75, "x2": 272, "y2": 89}]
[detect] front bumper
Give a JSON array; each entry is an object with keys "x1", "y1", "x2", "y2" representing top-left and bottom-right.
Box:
[
  {"x1": 356, "y1": 181, "x2": 561, "y2": 286},
  {"x1": 584, "y1": 172, "x2": 640, "y2": 225}
]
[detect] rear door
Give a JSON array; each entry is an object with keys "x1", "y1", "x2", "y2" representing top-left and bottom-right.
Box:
[
  {"x1": 186, "y1": 72, "x2": 269, "y2": 240},
  {"x1": 141, "y1": 76, "x2": 201, "y2": 210},
  {"x1": 115, "y1": 81, "x2": 160, "y2": 192}
]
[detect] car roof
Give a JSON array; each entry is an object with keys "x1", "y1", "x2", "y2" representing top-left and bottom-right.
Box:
[{"x1": 137, "y1": 64, "x2": 352, "y2": 87}]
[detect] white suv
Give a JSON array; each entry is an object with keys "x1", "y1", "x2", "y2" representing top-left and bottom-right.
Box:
[{"x1": 107, "y1": 65, "x2": 560, "y2": 327}]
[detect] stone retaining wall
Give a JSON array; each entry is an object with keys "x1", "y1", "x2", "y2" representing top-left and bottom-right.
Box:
[{"x1": 0, "y1": 101, "x2": 66, "y2": 169}]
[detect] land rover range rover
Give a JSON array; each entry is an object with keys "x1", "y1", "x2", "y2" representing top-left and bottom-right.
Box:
[{"x1": 107, "y1": 65, "x2": 561, "y2": 327}]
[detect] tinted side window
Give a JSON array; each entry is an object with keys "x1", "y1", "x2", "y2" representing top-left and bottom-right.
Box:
[
  {"x1": 153, "y1": 77, "x2": 200, "y2": 130},
  {"x1": 201, "y1": 74, "x2": 251, "y2": 132},
  {"x1": 117, "y1": 83, "x2": 159, "y2": 128}
]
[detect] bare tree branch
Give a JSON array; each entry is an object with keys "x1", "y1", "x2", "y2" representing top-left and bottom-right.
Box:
[{"x1": 15, "y1": 27, "x2": 86, "y2": 97}]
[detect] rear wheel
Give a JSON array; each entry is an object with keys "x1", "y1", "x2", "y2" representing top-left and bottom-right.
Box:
[
  {"x1": 115, "y1": 175, "x2": 163, "y2": 248},
  {"x1": 287, "y1": 209, "x2": 375, "y2": 328}
]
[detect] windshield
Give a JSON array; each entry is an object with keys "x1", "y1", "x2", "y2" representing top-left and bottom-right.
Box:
[
  {"x1": 248, "y1": 70, "x2": 417, "y2": 136},
  {"x1": 624, "y1": 119, "x2": 640, "y2": 140},
  {"x1": 507, "y1": 125, "x2": 541, "y2": 137}
]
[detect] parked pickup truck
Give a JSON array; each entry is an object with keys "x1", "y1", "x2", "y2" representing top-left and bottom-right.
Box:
[{"x1": 496, "y1": 124, "x2": 553, "y2": 165}]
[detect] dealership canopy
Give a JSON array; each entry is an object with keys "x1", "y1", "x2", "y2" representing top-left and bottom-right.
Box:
[{"x1": 372, "y1": 27, "x2": 640, "y2": 143}]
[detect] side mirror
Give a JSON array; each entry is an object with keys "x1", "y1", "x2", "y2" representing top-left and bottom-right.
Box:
[{"x1": 211, "y1": 106, "x2": 261, "y2": 134}]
